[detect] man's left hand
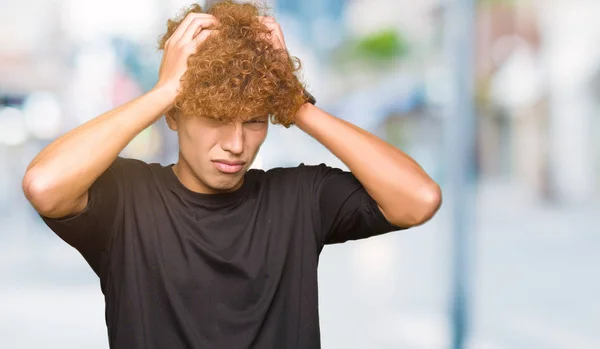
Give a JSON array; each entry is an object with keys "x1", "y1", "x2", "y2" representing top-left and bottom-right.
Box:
[{"x1": 258, "y1": 16, "x2": 287, "y2": 51}]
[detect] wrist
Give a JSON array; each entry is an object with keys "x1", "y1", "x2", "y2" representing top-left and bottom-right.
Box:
[
  {"x1": 150, "y1": 83, "x2": 179, "y2": 114},
  {"x1": 294, "y1": 102, "x2": 317, "y2": 130},
  {"x1": 152, "y1": 81, "x2": 178, "y2": 99},
  {"x1": 302, "y1": 89, "x2": 316, "y2": 105}
]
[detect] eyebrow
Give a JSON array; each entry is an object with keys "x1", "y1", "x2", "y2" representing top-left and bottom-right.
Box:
[{"x1": 245, "y1": 116, "x2": 268, "y2": 122}]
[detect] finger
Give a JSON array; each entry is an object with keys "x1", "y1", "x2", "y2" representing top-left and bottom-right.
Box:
[
  {"x1": 195, "y1": 29, "x2": 214, "y2": 44},
  {"x1": 263, "y1": 22, "x2": 285, "y2": 49},
  {"x1": 257, "y1": 16, "x2": 285, "y2": 49},
  {"x1": 169, "y1": 13, "x2": 216, "y2": 45},
  {"x1": 186, "y1": 29, "x2": 214, "y2": 52},
  {"x1": 179, "y1": 17, "x2": 218, "y2": 44},
  {"x1": 258, "y1": 16, "x2": 276, "y2": 25},
  {"x1": 272, "y1": 25, "x2": 285, "y2": 48},
  {"x1": 262, "y1": 21, "x2": 281, "y2": 35}
]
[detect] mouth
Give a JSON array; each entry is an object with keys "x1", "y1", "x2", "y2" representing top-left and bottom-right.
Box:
[{"x1": 212, "y1": 160, "x2": 246, "y2": 174}]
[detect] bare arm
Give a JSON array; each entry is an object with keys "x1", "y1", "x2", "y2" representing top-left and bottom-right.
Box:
[
  {"x1": 22, "y1": 13, "x2": 219, "y2": 218},
  {"x1": 259, "y1": 17, "x2": 441, "y2": 228},
  {"x1": 22, "y1": 88, "x2": 176, "y2": 218},
  {"x1": 295, "y1": 104, "x2": 442, "y2": 228}
]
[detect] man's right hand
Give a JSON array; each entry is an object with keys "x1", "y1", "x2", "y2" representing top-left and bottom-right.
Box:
[{"x1": 155, "y1": 13, "x2": 219, "y2": 98}]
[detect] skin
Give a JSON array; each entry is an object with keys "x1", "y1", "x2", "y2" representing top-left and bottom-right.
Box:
[
  {"x1": 166, "y1": 114, "x2": 268, "y2": 194},
  {"x1": 22, "y1": 13, "x2": 441, "y2": 228}
]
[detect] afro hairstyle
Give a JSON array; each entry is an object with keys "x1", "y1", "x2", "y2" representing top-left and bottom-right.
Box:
[{"x1": 158, "y1": 0, "x2": 309, "y2": 127}]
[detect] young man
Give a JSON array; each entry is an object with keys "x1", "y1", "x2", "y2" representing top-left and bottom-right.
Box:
[{"x1": 22, "y1": 1, "x2": 441, "y2": 348}]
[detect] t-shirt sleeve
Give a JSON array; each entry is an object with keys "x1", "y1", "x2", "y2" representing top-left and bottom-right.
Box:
[
  {"x1": 40, "y1": 157, "x2": 126, "y2": 277},
  {"x1": 306, "y1": 163, "x2": 403, "y2": 245}
]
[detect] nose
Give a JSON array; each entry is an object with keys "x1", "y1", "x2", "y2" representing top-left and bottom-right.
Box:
[{"x1": 220, "y1": 122, "x2": 244, "y2": 155}]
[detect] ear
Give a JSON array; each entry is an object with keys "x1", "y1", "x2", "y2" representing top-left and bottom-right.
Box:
[{"x1": 165, "y1": 110, "x2": 178, "y2": 131}]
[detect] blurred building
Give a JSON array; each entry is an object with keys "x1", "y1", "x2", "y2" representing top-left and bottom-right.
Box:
[{"x1": 475, "y1": 0, "x2": 600, "y2": 203}]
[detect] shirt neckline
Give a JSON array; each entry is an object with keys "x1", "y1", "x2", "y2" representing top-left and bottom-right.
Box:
[{"x1": 161, "y1": 163, "x2": 254, "y2": 208}]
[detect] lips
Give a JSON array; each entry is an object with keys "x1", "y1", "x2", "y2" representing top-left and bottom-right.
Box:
[{"x1": 212, "y1": 160, "x2": 245, "y2": 174}]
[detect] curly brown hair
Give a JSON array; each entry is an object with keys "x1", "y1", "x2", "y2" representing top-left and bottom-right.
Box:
[{"x1": 158, "y1": 1, "x2": 308, "y2": 127}]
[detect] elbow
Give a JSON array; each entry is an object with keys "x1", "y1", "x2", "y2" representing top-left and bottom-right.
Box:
[
  {"x1": 22, "y1": 168, "x2": 59, "y2": 216},
  {"x1": 386, "y1": 182, "x2": 442, "y2": 228},
  {"x1": 415, "y1": 183, "x2": 442, "y2": 225}
]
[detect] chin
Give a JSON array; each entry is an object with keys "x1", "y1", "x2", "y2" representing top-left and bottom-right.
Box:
[{"x1": 208, "y1": 173, "x2": 245, "y2": 193}]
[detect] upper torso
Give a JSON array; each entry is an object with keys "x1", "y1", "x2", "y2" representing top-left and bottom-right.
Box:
[{"x1": 42, "y1": 157, "x2": 399, "y2": 349}]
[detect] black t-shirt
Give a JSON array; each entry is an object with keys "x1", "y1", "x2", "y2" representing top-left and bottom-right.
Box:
[{"x1": 42, "y1": 157, "x2": 400, "y2": 349}]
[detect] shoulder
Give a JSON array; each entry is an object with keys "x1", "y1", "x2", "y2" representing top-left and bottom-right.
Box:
[
  {"x1": 110, "y1": 156, "x2": 160, "y2": 175},
  {"x1": 106, "y1": 157, "x2": 161, "y2": 188},
  {"x1": 248, "y1": 163, "x2": 342, "y2": 191},
  {"x1": 112, "y1": 156, "x2": 151, "y2": 170}
]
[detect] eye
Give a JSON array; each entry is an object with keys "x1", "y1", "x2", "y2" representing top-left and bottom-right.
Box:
[
  {"x1": 245, "y1": 119, "x2": 267, "y2": 124},
  {"x1": 243, "y1": 118, "x2": 268, "y2": 130}
]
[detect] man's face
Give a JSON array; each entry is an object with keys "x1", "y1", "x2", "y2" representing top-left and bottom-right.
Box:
[{"x1": 167, "y1": 114, "x2": 268, "y2": 193}]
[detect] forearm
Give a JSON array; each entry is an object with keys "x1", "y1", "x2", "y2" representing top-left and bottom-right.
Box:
[
  {"x1": 23, "y1": 86, "x2": 176, "y2": 217},
  {"x1": 295, "y1": 104, "x2": 441, "y2": 227}
]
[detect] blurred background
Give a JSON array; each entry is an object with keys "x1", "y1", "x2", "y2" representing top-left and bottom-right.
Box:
[{"x1": 1, "y1": 0, "x2": 599, "y2": 348}]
